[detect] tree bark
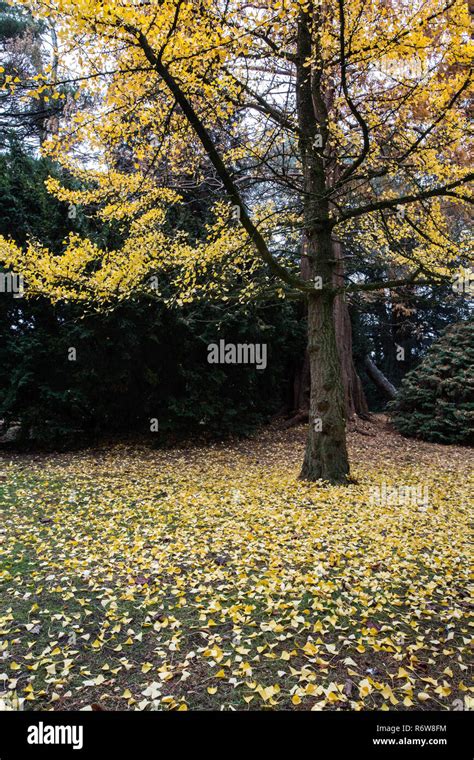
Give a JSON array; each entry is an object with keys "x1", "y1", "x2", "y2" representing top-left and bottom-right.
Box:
[
  {"x1": 289, "y1": 239, "x2": 311, "y2": 418},
  {"x1": 333, "y1": 240, "x2": 369, "y2": 419},
  {"x1": 334, "y1": 295, "x2": 370, "y2": 418},
  {"x1": 290, "y1": 275, "x2": 369, "y2": 422},
  {"x1": 291, "y1": 350, "x2": 310, "y2": 416},
  {"x1": 300, "y1": 290, "x2": 350, "y2": 483},
  {"x1": 296, "y1": 6, "x2": 350, "y2": 482}
]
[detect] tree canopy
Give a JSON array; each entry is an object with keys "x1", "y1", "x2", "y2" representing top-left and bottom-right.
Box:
[{"x1": 0, "y1": 0, "x2": 471, "y2": 304}]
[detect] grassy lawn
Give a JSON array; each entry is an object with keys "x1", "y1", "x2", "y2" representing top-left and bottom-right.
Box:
[{"x1": 0, "y1": 421, "x2": 472, "y2": 711}]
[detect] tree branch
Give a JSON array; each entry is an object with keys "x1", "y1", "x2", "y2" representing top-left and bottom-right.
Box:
[
  {"x1": 335, "y1": 173, "x2": 474, "y2": 225},
  {"x1": 130, "y1": 27, "x2": 317, "y2": 296}
]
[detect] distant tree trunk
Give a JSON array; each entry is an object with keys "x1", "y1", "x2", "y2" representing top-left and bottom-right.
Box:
[
  {"x1": 334, "y1": 296, "x2": 370, "y2": 418},
  {"x1": 291, "y1": 351, "x2": 310, "y2": 419},
  {"x1": 290, "y1": 242, "x2": 311, "y2": 417},
  {"x1": 333, "y1": 240, "x2": 369, "y2": 419},
  {"x1": 364, "y1": 356, "x2": 398, "y2": 399}
]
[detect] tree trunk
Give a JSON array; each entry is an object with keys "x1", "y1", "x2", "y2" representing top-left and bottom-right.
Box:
[
  {"x1": 289, "y1": 240, "x2": 311, "y2": 418},
  {"x1": 300, "y1": 291, "x2": 350, "y2": 483},
  {"x1": 334, "y1": 296, "x2": 369, "y2": 418},
  {"x1": 290, "y1": 238, "x2": 369, "y2": 423},
  {"x1": 296, "y1": 6, "x2": 350, "y2": 483},
  {"x1": 364, "y1": 355, "x2": 398, "y2": 399},
  {"x1": 333, "y1": 240, "x2": 369, "y2": 419},
  {"x1": 291, "y1": 350, "x2": 310, "y2": 415}
]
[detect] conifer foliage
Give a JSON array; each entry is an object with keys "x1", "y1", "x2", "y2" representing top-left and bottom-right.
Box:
[{"x1": 390, "y1": 320, "x2": 474, "y2": 445}]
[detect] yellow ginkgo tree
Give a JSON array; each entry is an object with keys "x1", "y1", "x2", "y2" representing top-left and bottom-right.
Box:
[{"x1": 0, "y1": 0, "x2": 472, "y2": 482}]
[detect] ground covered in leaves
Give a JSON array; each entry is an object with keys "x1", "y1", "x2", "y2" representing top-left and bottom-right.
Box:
[{"x1": 0, "y1": 420, "x2": 472, "y2": 711}]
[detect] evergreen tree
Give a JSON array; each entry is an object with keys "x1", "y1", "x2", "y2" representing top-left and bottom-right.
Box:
[{"x1": 389, "y1": 320, "x2": 474, "y2": 445}]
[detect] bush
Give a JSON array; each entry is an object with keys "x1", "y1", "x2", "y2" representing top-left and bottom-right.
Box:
[
  {"x1": 0, "y1": 146, "x2": 305, "y2": 447},
  {"x1": 389, "y1": 320, "x2": 474, "y2": 445}
]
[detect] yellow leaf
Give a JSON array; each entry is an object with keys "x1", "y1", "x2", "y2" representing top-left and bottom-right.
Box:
[
  {"x1": 434, "y1": 685, "x2": 451, "y2": 697},
  {"x1": 397, "y1": 667, "x2": 411, "y2": 679},
  {"x1": 417, "y1": 692, "x2": 430, "y2": 702}
]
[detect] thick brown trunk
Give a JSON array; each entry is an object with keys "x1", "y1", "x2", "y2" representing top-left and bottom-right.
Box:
[
  {"x1": 300, "y1": 292, "x2": 350, "y2": 483},
  {"x1": 296, "y1": 8, "x2": 349, "y2": 483},
  {"x1": 291, "y1": 304, "x2": 368, "y2": 422},
  {"x1": 291, "y1": 239, "x2": 369, "y2": 421}
]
